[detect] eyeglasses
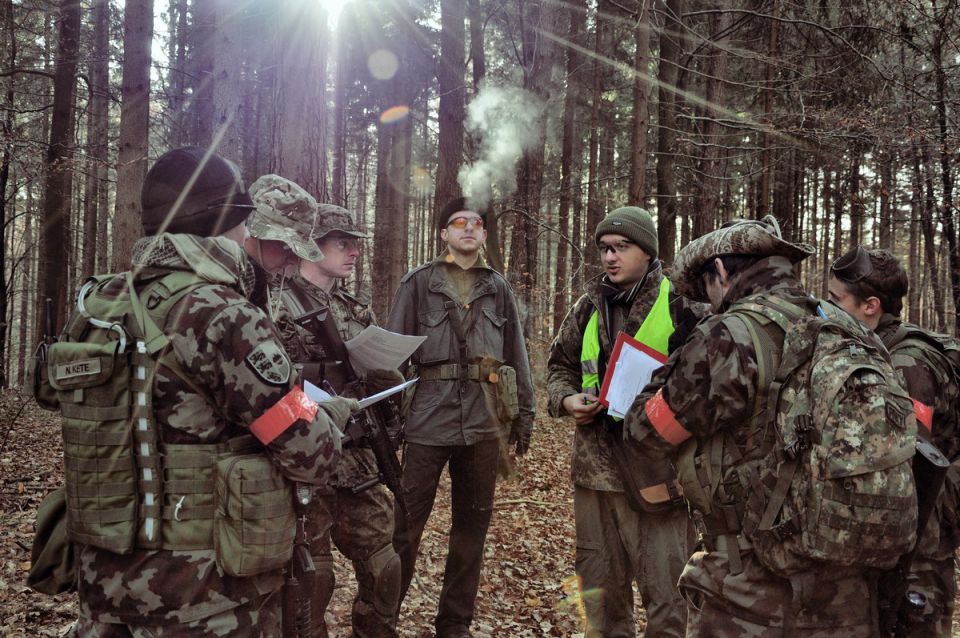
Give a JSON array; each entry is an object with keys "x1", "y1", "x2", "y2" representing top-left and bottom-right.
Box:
[
  {"x1": 447, "y1": 216, "x2": 484, "y2": 230},
  {"x1": 322, "y1": 236, "x2": 361, "y2": 252},
  {"x1": 831, "y1": 246, "x2": 874, "y2": 283},
  {"x1": 597, "y1": 240, "x2": 636, "y2": 255}
]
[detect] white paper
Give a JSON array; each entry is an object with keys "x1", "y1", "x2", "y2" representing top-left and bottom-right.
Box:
[
  {"x1": 303, "y1": 379, "x2": 333, "y2": 403},
  {"x1": 344, "y1": 325, "x2": 427, "y2": 373},
  {"x1": 304, "y1": 377, "x2": 418, "y2": 411},
  {"x1": 356, "y1": 378, "x2": 419, "y2": 409},
  {"x1": 605, "y1": 346, "x2": 666, "y2": 419}
]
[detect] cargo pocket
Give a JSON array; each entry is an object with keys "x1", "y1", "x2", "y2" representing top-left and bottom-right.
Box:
[
  {"x1": 416, "y1": 310, "x2": 451, "y2": 365},
  {"x1": 214, "y1": 454, "x2": 296, "y2": 577}
]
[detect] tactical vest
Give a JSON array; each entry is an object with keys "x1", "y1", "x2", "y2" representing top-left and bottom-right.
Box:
[
  {"x1": 46, "y1": 271, "x2": 295, "y2": 573},
  {"x1": 580, "y1": 277, "x2": 674, "y2": 393}
]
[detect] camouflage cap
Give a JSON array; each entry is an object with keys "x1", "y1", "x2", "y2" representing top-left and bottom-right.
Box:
[
  {"x1": 314, "y1": 203, "x2": 370, "y2": 240},
  {"x1": 673, "y1": 215, "x2": 815, "y2": 301},
  {"x1": 247, "y1": 174, "x2": 323, "y2": 262}
]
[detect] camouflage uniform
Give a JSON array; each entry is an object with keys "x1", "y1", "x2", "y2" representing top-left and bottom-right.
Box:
[
  {"x1": 546, "y1": 261, "x2": 702, "y2": 638},
  {"x1": 624, "y1": 223, "x2": 879, "y2": 637},
  {"x1": 274, "y1": 274, "x2": 399, "y2": 638},
  {"x1": 876, "y1": 313, "x2": 960, "y2": 637},
  {"x1": 67, "y1": 233, "x2": 345, "y2": 637}
]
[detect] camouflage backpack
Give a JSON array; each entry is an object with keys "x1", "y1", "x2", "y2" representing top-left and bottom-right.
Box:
[
  {"x1": 727, "y1": 295, "x2": 918, "y2": 576},
  {"x1": 885, "y1": 323, "x2": 960, "y2": 457}
]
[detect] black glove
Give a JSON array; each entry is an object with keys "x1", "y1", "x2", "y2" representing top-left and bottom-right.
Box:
[{"x1": 509, "y1": 421, "x2": 532, "y2": 456}]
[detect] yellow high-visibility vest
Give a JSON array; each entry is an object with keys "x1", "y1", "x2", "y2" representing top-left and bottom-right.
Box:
[{"x1": 580, "y1": 277, "x2": 674, "y2": 393}]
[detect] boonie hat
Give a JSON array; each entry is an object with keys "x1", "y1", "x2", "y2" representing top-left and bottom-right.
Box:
[
  {"x1": 315, "y1": 204, "x2": 370, "y2": 240},
  {"x1": 672, "y1": 215, "x2": 814, "y2": 302},
  {"x1": 247, "y1": 174, "x2": 323, "y2": 262}
]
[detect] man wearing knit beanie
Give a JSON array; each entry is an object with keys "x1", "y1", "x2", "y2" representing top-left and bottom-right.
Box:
[{"x1": 547, "y1": 206, "x2": 704, "y2": 637}]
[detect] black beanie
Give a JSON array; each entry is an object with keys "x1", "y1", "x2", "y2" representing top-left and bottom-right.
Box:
[{"x1": 141, "y1": 147, "x2": 255, "y2": 237}]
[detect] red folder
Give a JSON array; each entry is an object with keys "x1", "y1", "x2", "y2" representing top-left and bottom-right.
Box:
[{"x1": 598, "y1": 331, "x2": 668, "y2": 409}]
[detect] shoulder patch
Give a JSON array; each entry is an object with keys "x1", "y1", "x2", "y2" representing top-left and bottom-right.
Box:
[{"x1": 245, "y1": 340, "x2": 292, "y2": 386}]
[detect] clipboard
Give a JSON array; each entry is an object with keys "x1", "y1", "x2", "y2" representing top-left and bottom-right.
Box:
[{"x1": 598, "y1": 331, "x2": 668, "y2": 418}]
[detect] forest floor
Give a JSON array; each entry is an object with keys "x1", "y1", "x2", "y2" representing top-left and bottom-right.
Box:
[{"x1": 0, "y1": 390, "x2": 607, "y2": 637}]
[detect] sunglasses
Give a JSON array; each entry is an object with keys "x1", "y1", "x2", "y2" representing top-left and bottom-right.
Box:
[
  {"x1": 597, "y1": 240, "x2": 636, "y2": 255},
  {"x1": 447, "y1": 216, "x2": 485, "y2": 230},
  {"x1": 831, "y1": 246, "x2": 874, "y2": 283}
]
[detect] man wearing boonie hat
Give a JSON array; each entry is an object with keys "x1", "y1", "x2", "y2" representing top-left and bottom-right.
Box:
[
  {"x1": 267, "y1": 194, "x2": 406, "y2": 638},
  {"x1": 547, "y1": 205, "x2": 704, "y2": 637},
  {"x1": 621, "y1": 216, "x2": 883, "y2": 636},
  {"x1": 385, "y1": 197, "x2": 535, "y2": 638}
]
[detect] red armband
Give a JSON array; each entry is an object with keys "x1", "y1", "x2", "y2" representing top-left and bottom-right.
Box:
[
  {"x1": 250, "y1": 386, "x2": 319, "y2": 445},
  {"x1": 912, "y1": 398, "x2": 933, "y2": 434},
  {"x1": 645, "y1": 388, "x2": 693, "y2": 446}
]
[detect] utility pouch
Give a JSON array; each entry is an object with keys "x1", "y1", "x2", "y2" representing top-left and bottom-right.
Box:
[
  {"x1": 26, "y1": 487, "x2": 76, "y2": 594},
  {"x1": 214, "y1": 454, "x2": 296, "y2": 577},
  {"x1": 607, "y1": 420, "x2": 683, "y2": 513},
  {"x1": 26, "y1": 347, "x2": 59, "y2": 410},
  {"x1": 48, "y1": 339, "x2": 138, "y2": 554},
  {"x1": 494, "y1": 365, "x2": 520, "y2": 423}
]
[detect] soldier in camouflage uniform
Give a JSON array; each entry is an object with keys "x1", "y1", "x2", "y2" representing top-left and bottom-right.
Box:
[
  {"x1": 386, "y1": 197, "x2": 535, "y2": 638},
  {"x1": 250, "y1": 175, "x2": 403, "y2": 638},
  {"x1": 547, "y1": 206, "x2": 702, "y2": 638},
  {"x1": 62, "y1": 147, "x2": 354, "y2": 637},
  {"x1": 829, "y1": 246, "x2": 960, "y2": 637},
  {"x1": 623, "y1": 217, "x2": 880, "y2": 637}
]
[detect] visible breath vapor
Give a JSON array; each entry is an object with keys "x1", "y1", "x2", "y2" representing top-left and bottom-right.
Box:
[{"x1": 458, "y1": 85, "x2": 545, "y2": 211}]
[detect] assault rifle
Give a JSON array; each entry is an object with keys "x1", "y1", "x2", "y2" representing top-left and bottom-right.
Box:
[
  {"x1": 282, "y1": 485, "x2": 315, "y2": 638},
  {"x1": 293, "y1": 307, "x2": 408, "y2": 519},
  {"x1": 877, "y1": 438, "x2": 950, "y2": 636}
]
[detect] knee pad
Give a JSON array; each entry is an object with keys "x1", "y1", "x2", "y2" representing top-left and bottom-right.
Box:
[{"x1": 363, "y1": 543, "x2": 402, "y2": 617}]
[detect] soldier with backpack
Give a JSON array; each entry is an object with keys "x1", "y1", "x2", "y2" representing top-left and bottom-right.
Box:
[
  {"x1": 829, "y1": 246, "x2": 960, "y2": 637},
  {"x1": 40, "y1": 147, "x2": 356, "y2": 637},
  {"x1": 623, "y1": 217, "x2": 919, "y2": 636}
]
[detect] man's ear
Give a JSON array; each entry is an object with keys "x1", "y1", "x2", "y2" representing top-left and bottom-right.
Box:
[
  {"x1": 714, "y1": 257, "x2": 730, "y2": 286},
  {"x1": 863, "y1": 296, "x2": 883, "y2": 318},
  {"x1": 440, "y1": 228, "x2": 449, "y2": 243}
]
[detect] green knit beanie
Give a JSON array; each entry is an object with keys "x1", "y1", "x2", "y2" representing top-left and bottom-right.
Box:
[{"x1": 594, "y1": 206, "x2": 658, "y2": 260}]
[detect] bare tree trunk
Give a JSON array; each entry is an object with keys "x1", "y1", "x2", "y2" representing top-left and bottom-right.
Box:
[
  {"x1": 212, "y1": 0, "x2": 244, "y2": 162},
  {"x1": 918, "y1": 143, "x2": 945, "y2": 331},
  {"x1": 111, "y1": 0, "x2": 153, "y2": 269},
  {"x1": 37, "y1": 0, "x2": 81, "y2": 341},
  {"x1": 756, "y1": 0, "x2": 780, "y2": 218},
  {"x1": 554, "y1": 0, "x2": 586, "y2": 333},
  {"x1": 331, "y1": 11, "x2": 350, "y2": 207},
  {"x1": 272, "y1": 0, "x2": 329, "y2": 199},
  {"x1": 434, "y1": 0, "x2": 466, "y2": 212},
  {"x1": 848, "y1": 151, "x2": 863, "y2": 248},
  {"x1": 628, "y1": 0, "x2": 653, "y2": 204},
  {"x1": 190, "y1": 0, "x2": 215, "y2": 146},
  {"x1": 468, "y1": 0, "x2": 485, "y2": 93},
  {"x1": 655, "y1": 0, "x2": 681, "y2": 265},
  {"x1": 585, "y1": 0, "x2": 609, "y2": 274},
  {"x1": 878, "y1": 148, "x2": 893, "y2": 250},
  {"x1": 83, "y1": 0, "x2": 109, "y2": 278}
]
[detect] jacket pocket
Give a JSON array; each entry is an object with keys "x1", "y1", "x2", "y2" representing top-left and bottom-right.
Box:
[
  {"x1": 473, "y1": 307, "x2": 507, "y2": 361},
  {"x1": 417, "y1": 309, "x2": 451, "y2": 364}
]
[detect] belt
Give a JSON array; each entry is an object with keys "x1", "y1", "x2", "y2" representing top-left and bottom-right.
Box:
[{"x1": 419, "y1": 363, "x2": 499, "y2": 382}]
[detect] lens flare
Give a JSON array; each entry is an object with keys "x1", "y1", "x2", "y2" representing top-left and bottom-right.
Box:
[
  {"x1": 368, "y1": 49, "x2": 399, "y2": 80},
  {"x1": 380, "y1": 105, "x2": 410, "y2": 124}
]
